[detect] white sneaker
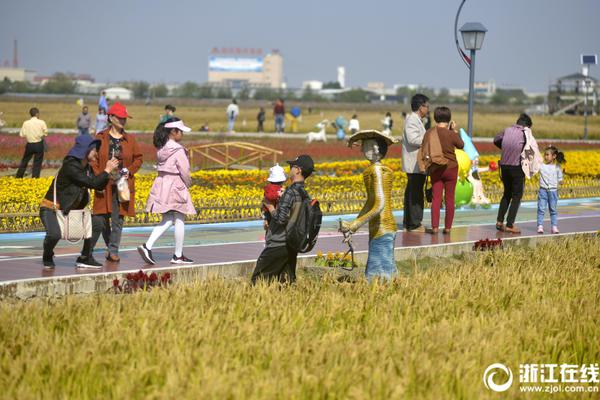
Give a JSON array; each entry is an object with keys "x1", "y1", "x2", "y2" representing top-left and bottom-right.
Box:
[
  {"x1": 537, "y1": 225, "x2": 544, "y2": 234},
  {"x1": 551, "y1": 226, "x2": 560, "y2": 234},
  {"x1": 171, "y1": 255, "x2": 194, "y2": 264}
]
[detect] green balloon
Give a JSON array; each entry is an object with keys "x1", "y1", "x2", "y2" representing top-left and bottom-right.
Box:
[{"x1": 455, "y1": 179, "x2": 473, "y2": 206}]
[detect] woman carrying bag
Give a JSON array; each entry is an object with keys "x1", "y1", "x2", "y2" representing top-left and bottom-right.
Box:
[
  {"x1": 89, "y1": 102, "x2": 143, "y2": 263},
  {"x1": 419, "y1": 107, "x2": 464, "y2": 234},
  {"x1": 40, "y1": 135, "x2": 119, "y2": 269}
]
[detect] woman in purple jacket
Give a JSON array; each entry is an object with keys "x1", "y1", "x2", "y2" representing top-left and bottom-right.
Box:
[{"x1": 138, "y1": 118, "x2": 197, "y2": 265}]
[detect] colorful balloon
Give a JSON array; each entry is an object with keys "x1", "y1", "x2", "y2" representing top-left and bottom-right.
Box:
[
  {"x1": 455, "y1": 179, "x2": 473, "y2": 207},
  {"x1": 455, "y1": 149, "x2": 472, "y2": 180},
  {"x1": 489, "y1": 161, "x2": 498, "y2": 171},
  {"x1": 459, "y1": 128, "x2": 479, "y2": 160}
]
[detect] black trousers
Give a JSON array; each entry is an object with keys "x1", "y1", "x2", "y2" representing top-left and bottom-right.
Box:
[
  {"x1": 257, "y1": 121, "x2": 264, "y2": 132},
  {"x1": 403, "y1": 173, "x2": 426, "y2": 230},
  {"x1": 251, "y1": 245, "x2": 298, "y2": 284},
  {"x1": 16, "y1": 141, "x2": 44, "y2": 178},
  {"x1": 40, "y1": 207, "x2": 91, "y2": 261},
  {"x1": 497, "y1": 165, "x2": 525, "y2": 228}
]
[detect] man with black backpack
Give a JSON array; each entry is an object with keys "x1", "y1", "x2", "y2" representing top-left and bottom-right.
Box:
[{"x1": 251, "y1": 154, "x2": 319, "y2": 284}]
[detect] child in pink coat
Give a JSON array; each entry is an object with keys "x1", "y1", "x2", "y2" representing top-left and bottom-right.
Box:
[{"x1": 138, "y1": 118, "x2": 196, "y2": 265}]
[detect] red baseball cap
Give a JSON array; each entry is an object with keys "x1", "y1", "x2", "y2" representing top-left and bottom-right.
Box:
[{"x1": 107, "y1": 102, "x2": 132, "y2": 118}]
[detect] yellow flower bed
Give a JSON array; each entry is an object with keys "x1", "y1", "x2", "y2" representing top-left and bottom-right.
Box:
[{"x1": 1, "y1": 151, "x2": 600, "y2": 232}]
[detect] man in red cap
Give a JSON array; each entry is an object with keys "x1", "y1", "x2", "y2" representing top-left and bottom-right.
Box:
[{"x1": 89, "y1": 102, "x2": 143, "y2": 264}]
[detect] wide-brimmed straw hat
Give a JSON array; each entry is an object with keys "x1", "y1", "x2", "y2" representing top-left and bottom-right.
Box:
[{"x1": 347, "y1": 129, "x2": 399, "y2": 147}]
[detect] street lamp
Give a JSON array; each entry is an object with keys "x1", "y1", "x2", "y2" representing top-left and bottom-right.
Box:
[{"x1": 460, "y1": 22, "x2": 487, "y2": 137}]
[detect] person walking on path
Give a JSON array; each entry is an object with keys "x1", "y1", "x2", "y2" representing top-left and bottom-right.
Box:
[
  {"x1": 16, "y1": 107, "x2": 48, "y2": 179},
  {"x1": 95, "y1": 107, "x2": 108, "y2": 133},
  {"x1": 89, "y1": 102, "x2": 143, "y2": 262},
  {"x1": 422, "y1": 107, "x2": 464, "y2": 234},
  {"x1": 494, "y1": 113, "x2": 542, "y2": 234},
  {"x1": 76, "y1": 106, "x2": 92, "y2": 135},
  {"x1": 257, "y1": 107, "x2": 266, "y2": 132},
  {"x1": 40, "y1": 135, "x2": 119, "y2": 269},
  {"x1": 251, "y1": 154, "x2": 315, "y2": 284},
  {"x1": 138, "y1": 118, "x2": 197, "y2": 265},
  {"x1": 402, "y1": 94, "x2": 429, "y2": 232},
  {"x1": 341, "y1": 130, "x2": 399, "y2": 282},
  {"x1": 226, "y1": 99, "x2": 239, "y2": 133},
  {"x1": 98, "y1": 91, "x2": 108, "y2": 113},
  {"x1": 274, "y1": 98, "x2": 285, "y2": 133},
  {"x1": 537, "y1": 146, "x2": 565, "y2": 234}
]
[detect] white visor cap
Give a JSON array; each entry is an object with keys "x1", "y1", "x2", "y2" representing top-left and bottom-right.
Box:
[{"x1": 165, "y1": 120, "x2": 192, "y2": 132}]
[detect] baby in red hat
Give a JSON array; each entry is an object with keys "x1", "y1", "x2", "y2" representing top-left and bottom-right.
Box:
[{"x1": 262, "y1": 163, "x2": 287, "y2": 229}]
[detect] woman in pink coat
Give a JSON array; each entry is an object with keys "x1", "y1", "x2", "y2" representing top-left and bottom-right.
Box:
[{"x1": 138, "y1": 118, "x2": 196, "y2": 265}]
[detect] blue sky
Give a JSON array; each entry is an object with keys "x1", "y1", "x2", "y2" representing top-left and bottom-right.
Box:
[{"x1": 1, "y1": 0, "x2": 598, "y2": 92}]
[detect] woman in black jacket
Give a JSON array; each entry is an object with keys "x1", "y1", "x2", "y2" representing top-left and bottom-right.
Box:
[{"x1": 40, "y1": 135, "x2": 119, "y2": 269}]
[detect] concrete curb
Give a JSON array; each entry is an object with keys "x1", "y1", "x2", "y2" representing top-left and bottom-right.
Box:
[{"x1": 0, "y1": 231, "x2": 595, "y2": 300}]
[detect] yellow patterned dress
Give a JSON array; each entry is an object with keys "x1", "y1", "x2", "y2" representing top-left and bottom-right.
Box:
[{"x1": 347, "y1": 162, "x2": 398, "y2": 280}]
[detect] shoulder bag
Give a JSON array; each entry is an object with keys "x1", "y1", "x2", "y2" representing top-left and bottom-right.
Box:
[{"x1": 53, "y1": 175, "x2": 93, "y2": 243}]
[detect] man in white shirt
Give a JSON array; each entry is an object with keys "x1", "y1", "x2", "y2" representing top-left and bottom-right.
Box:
[
  {"x1": 226, "y1": 99, "x2": 239, "y2": 133},
  {"x1": 16, "y1": 107, "x2": 48, "y2": 178},
  {"x1": 402, "y1": 94, "x2": 429, "y2": 231},
  {"x1": 348, "y1": 114, "x2": 360, "y2": 134}
]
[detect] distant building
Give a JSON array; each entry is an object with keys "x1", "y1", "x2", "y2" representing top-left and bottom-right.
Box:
[
  {"x1": 474, "y1": 79, "x2": 496, "y2": 97},
  {"x1": 337, "y1": 66, "x2": 346, "y2": 88},
  {"x1": 104, "y1": 87, "x2": 133, "y2": 101},
  {"x1": 207, "y1": 47, "x2": 283, "y2": 89},
  {"x1": 548, "y1": 70, "x2": 598, "y2": 115},
  {"x1": 0, "y1": 67, "x2": 36, "y2": 83},
  {"x1": 302, "y1": 80, "x2": 323, "y2": 90}
]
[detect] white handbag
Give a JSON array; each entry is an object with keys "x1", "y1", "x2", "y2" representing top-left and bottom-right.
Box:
[{"x1": 53, "y1": 175, "x2": 93, "y2": 243}]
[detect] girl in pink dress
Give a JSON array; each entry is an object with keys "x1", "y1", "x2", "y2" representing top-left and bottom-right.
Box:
[{"x1": 138, "y1": 118, "x2": 196, "y2": 265}]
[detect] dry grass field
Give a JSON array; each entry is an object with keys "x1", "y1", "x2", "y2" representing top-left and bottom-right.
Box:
[
  {"x1": 1, "y1": 236, "x2": 599, "y2": 399},
  {"x1": 1, "y1": 98, "x2": 599, "y2": 139}
]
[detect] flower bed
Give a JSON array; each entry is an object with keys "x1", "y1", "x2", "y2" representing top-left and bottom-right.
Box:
[{"x1": 1, "y1": 152, "x2": 600, "y2": 232}]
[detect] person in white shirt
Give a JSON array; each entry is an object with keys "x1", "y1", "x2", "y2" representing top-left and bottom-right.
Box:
[
  {"x1": 226, "y1": 99, "x2": 240, "y2": 133},
  {"x1": 16, "y1": 107, "x2": 48, "y2": 178},
  {"x1": 348, "y1": 114, "x2": 360, "y2": 134},
  {"x1": 402, "y1": 94, "x2": 429, "y2": 232}
]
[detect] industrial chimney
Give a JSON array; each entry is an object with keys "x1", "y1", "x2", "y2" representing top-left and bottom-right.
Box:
[{"x1": 13, "y1": 39, "x2": 18, "y2": 68}]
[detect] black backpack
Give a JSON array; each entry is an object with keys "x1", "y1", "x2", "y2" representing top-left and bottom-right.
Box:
[{"x1": 286, "y1": 188, "x2": 322, "y2": 253}]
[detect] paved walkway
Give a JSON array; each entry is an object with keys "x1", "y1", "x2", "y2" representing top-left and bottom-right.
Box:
[{"x1": 1, "y1": 198, "x2": 599, "y2": 282}]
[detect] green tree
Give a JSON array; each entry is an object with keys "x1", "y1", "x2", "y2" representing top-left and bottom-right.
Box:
[
  {"x1": 41, "y1": 72, "x2": 76, "y2": 94},
  {"x1": 176, "y1": 81, "x2": 200, "y2": 98},
  {"x1": 237, "y1": 86, "x2": 250, "y2": 101},
  {"x1": 151, "y1": 84, "x2": 168, "y2": 98},
  {"x1": 198, "y1": 84, "x2": 213, "y2": 99},
  {"x1": 301, "y1": 86, "x2": 325, "y2": 102},
  {"x1": 253, "y1": 87, "x2": 278, "y2": 101},
  {"x1": 0, "y1": 77, "x2": 11, "y2": 94},
  {"x1": 335, "y1": 89, "x2": 370, "y2": 103},
  {"x1": 215, "y1": 87, "x2": 233, "y2": 99},
  {"x1": 323, "y1": 81, "x2": 341, "y2": 89},
  {"x1": 129, "y1": 81, "x2": 150, "y2": 98}
]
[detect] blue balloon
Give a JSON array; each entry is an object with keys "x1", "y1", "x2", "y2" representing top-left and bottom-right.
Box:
[
  {"x1": 290, "y1": 106, "x2": 301, "y2": 118},
  {"x1": 460, "y1": 128, "x2": 479, "y2": 161}
]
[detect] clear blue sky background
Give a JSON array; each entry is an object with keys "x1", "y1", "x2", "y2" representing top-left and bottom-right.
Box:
[{"x1": 1, "y1": 0, "x2": 598, "y2": 92}]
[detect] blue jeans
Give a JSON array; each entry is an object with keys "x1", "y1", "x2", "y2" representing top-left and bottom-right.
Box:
[
  {"x1": 537, "y1": 188, "x2": 558, "y2": 227},
  {"x1": 275, "y1": 114, "x2": 285, "y2": 133},
  {"x1": 227, "y1": 117, "x2": 236, "y2": 132},
  {"x1": 78, "y1": 127, "x2": 90, "y2": 136},
  {"x1": 366, "y1": 233, "x2": 397, "y2": 282}
]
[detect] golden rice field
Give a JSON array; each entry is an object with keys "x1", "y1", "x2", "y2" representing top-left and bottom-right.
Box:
[
  {"x1": 2, "y1": 152, "x2": 600, "y2": 232},
  {"x1": 1, "y1": 98, "x2": 599, "y2": 139},
  {"x1": 0, "y1": 236, "x2": 598, "y2": 399}
]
